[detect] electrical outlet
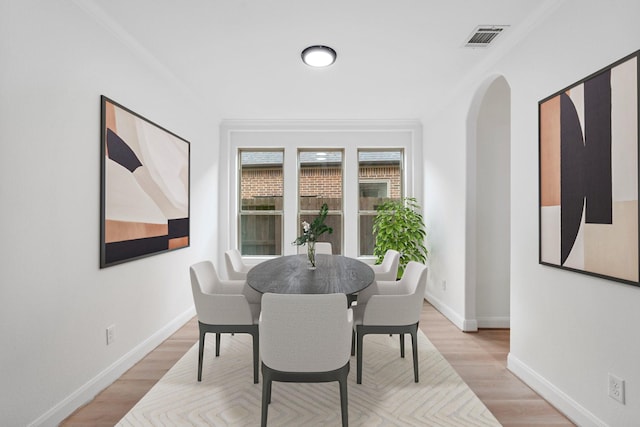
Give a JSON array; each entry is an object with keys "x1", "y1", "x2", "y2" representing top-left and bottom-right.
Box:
[
  {"x1": 106, "y1": 325, "x2": 116, "y2": 346},
  {"x1": 442, "y1": 280, "x2": 447, "y2": 291},
  {"x1": 608, "y1": 373, "x2": 625, "y2": 404}
]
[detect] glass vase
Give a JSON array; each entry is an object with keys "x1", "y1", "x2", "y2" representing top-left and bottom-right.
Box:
[{"x1": 307, "y1": 240, "x2": 316, "y2": 269}]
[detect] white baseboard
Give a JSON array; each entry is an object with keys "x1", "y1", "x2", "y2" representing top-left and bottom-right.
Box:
[
  {"x1": 462, "y1": 318, "x2": 478, "y2": 332},
  {"x1": 424, "y1": 292, "x2": 477, "y2": 331},
  {"x1": 29, "y1": 306, "x2": 196, "y2": 427},
  {"x1": 507, "y1": 353, "x2": 607, "y2": 427},
  {"x1": 476, "y1": 316, "x2": 510, "y2": 329}
]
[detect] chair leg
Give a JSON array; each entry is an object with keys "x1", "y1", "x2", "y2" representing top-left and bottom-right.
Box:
[
  {"x1": 198, "y1": 330, "x2": 205, "y2": 382},
  {"x1": 356, "y1": 327, "x2": 364, "y2": 384},
  {"x1": 400, "y1": 333, "x2": 405, "y2": 358},
  {"x1": 351, "y1": 330, "x2": 355, "y2": 356},
  {"x1": 411, "y1": 326, "x2": 419, "y2": 382},
  {"x1": 215, "y1": 333, "x2": 221, "y2": 357},
  {"x1": 252, "y1": 330, "x2": 259, "y2": 384},
  {"x1": 347, "y1": 293, "x2": 357, "y2": 307},
  {"x1": 339, "y1": 373, "x2": 349, "y2": 427},
  {"x1": 261, "y1": 374, "x2": 270, "y2": 427}
]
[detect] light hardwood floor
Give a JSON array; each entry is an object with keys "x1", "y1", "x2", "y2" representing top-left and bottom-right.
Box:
[{"x1": 62, "y1": 302, "x2": 575, "y2": 426}]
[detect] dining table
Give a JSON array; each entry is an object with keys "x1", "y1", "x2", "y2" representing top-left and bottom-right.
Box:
[{"x1": 246, "y1": 254, "x2": 375, "y2": 295}]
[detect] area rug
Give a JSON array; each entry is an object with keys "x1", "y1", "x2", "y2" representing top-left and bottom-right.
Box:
[{"x1": 117, "y1": 331, "x2": 501, "y2": 426}]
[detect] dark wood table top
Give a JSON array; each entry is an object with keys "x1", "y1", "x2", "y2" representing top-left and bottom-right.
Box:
[{"x1": 246, "y1": 254, "x2": 375, "y2": 294}]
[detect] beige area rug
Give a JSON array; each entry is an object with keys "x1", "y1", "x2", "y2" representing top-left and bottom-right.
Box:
[{"x1": 117, "y1": 331, "x2": 501, "y2": 426}]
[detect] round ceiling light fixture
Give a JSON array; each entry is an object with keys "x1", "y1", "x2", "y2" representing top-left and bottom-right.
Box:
[{"x1": 301, "y1": 45, "x2": 337, "y2": 67}]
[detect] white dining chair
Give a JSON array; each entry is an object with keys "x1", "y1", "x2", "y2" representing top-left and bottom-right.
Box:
[
  {"x1": 348, "y1": 249, "x2": 400, "y2": 308},
  {"x1": 224, "y1": 248, "x2": 252, "y2": 280},
  {"x1": 352, "y1": 261, "x2": 428, "y2": 384},
  {"x1": 189, "y1": 260, "x2": 261, "y2": 383},
  {"x1": 297, "y1": 241, "x2": 333, "y2": 255},
  {"x1": 370, "y1": 249, "x2": 401, "y2": 281},
  {"x1": 259, "y1": 293, "x2": 353, "y2": 427}
]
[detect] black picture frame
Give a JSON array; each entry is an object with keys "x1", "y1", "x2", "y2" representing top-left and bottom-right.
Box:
[
  {"x1": 100, "y1": 96, "x2": 190, "y2": 268},
  {"x1": 538, "y1": 50, "x2": 640, "y2": 286}
]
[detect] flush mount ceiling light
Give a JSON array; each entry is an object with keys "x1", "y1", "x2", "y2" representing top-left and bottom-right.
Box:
[{"x1": 301, "y1": 45, "x2": 337, "y2": 67}]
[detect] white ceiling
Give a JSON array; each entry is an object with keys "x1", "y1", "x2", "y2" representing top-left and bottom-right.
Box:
[{"x1": 88, "y1": 0, "x2": 559, "y2": 118}]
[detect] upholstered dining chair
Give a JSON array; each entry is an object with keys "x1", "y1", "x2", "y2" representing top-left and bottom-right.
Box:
[
  {"x1": 297, "y1": 241, "x2": 333, "y2": 255},
  {"x1": 370, "y1": 249, "x2": 401, "y2": 281},
  {"x1": 189, "y1": 260, "x2": 261, "y2": 383},
  {"x1": 352, "y1": 261, "x2": 428, "y2": 384},
  {"x1": 348, "y1": 249, "x2": 401, "y2": 307},
  {"x1": 224, "y1": 248, "x2": 252, "y2": 280},
  {"x1": 259, "y1": 293, "x2": 353, "y2": 427}
]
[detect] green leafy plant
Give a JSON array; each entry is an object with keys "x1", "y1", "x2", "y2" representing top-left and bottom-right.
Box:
[
  {"x1": 292, "y1": 203, "x2": 333, "y2": 246},
  {"x1": 372, "y1": 197, "x2": 427, "y2": 278}
]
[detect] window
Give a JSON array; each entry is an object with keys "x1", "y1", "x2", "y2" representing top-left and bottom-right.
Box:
[
  {"x1": 359, "y1": 181, "x2": 389, "y2": 198},
  {"x1": 239, "y1": 150, "x2": 283, "y2": 255},
  {"x1": 358, "y1": 150, "x2": 403, "y2": 256},
  {"x1": 298, "y1": 150, "x2": 343, "y2": 254},
  {"x1": 222, "y1": 120, "x2": 421, "y2": 259}
]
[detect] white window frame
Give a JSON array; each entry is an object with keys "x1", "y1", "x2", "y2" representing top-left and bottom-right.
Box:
[
  {"x1": 219, "y1": 120, "x2": 423, "y2": 264},
  {"x1": 238, "y1": 149, "x2": 284, "y2": 256},
  {"x1": 298, "y1": 149, "x2": 344, "y2": 254},
  {"x1": 357, "y1": 149, "x2": 404, "y2": 256}
]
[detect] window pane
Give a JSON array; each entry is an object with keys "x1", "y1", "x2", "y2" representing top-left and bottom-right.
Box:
[
  {"x1": 298, "y1": 150, "x2": 343, "y2": 254},
  {"x1": 358, "y1": 150, "x2": 403, "y2": 256},
  {"x1": 240, "y1": 150, "x2": 283, "y2": 255},
  {"x1": 360, "y1": 182, "x2": 388, "y2": 198},
  {"x1": 240, "y1": 214, "x2": 282, "y2": 255},
  {"x1": 359, "y1": 214, "x2": 376, "y2": 257}
]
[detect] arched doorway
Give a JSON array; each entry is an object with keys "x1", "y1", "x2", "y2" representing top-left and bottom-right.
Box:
[{"x1": 465, "y1": 76, "x2": 511, "y2": 329}]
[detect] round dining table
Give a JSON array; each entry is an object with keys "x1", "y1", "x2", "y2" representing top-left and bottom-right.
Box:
[{"x1": 246, "y1": 254, "x2": 374, "y2": 295}]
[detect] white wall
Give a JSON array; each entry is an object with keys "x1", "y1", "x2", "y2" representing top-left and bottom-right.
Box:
[
  {"x1": 0, "y1": 1, "x2": 216, "y2": 425},
  {"x1": 425, "y1": 0, "x2": 640, "y2": 424},
  {"x1": 423, "y1": 108, "x2": 470, "y2": 327},
  {"x1": 425, "y1": 74, "x2": 511, "y2": 331},
  {"x1": 474, "y1": 77, "x2": 511, "y2": 327}
]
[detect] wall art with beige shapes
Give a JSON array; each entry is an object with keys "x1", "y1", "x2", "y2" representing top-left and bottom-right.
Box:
[
  {"x1": 100, "y1": 96, "x2": 190, "y2": 268},
  {"x1": 539, "y1": 51, "x2": 639, "y2": 285}
]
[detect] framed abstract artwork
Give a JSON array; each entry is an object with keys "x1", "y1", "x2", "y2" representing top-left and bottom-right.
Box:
[
  {"x1": 100, "y1": 96, "x2": 190, "y2": 268},
  {"x1": 539, "y1": 50, "x2": 639, "y2": 286}
]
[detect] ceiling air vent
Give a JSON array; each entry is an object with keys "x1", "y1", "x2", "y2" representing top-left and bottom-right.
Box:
[{"x1": 465, "y1": 25, "x2": 509, "y2": 48}]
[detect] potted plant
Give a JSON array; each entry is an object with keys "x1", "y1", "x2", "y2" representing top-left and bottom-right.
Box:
[{"x1": 372, "y1": 197, "x2": 427, "y2": 278}]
